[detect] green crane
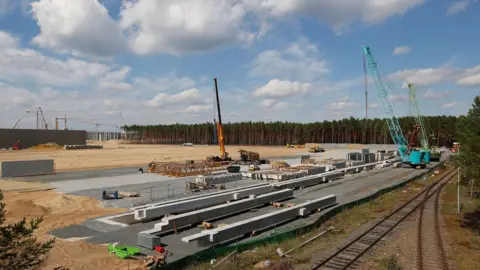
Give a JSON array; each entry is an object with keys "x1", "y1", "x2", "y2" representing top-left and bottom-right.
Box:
[{"x1": 408, "y1": 83, "x2": 431, "y2": 152}]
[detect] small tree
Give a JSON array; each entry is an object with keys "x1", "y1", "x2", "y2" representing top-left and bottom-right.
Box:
[
  {"x1": 456, "y1": 95, "x2": 480, "y2": 199},
  {"x1": 0, "y1": 190, "x2": 55, "y2": 269}
]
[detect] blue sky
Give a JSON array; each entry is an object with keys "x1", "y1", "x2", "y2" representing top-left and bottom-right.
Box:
[{"x1": 0, "y1": 0, "x2": 479, "y2": 131}]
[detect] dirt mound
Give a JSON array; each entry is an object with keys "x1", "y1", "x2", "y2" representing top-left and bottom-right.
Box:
[
  {"x1": 36, "y1": 194, "x2": 75, "y2": 208},
  {"x1": 30, "y1": 142, "x2": 64, "y2": 150},
  {"x1": 7, "y1": 199, "x2": 50, "y2": 218}
]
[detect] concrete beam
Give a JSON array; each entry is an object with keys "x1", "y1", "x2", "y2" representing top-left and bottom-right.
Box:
[
  {"x1": 134, "y1": 185, "x2": 275, "y2": 221},
  {"x1": 182, "y1": 195, "x2": 336, "y2": 246},
  {"x1": 272, "y1": 171, "x2": 344, "y2": 190},
  {"x1": 153, "y1": 189, "x2": 294, "y2": 233},
  {"x1": 196, "y1": 173, "x2": 242, "y2": 185},
  {"x1": 131, "y1": 183, "x2": 268, "y2": 210}
]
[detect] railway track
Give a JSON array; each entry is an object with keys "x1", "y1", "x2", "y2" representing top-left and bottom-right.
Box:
[
  {"x1": 311, "y1": 168, "x2": 456, "y2": 270},
  {"x1": 416, "y1": 171, "x2": 450, "y2": 270}
]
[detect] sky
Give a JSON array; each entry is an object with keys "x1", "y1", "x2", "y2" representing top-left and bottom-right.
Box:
[{"x1": 0, "y1": 0, "x2": 479, "y2": 131}]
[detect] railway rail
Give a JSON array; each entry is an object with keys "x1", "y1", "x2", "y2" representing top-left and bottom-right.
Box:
[{"x1": 311, "y1": 168, "x2": 456, "y2": 270}]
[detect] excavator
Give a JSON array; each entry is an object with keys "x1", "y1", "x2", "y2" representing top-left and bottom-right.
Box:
[{"x1": 207, "y1": 78, "x2": 232, "y2": 162}]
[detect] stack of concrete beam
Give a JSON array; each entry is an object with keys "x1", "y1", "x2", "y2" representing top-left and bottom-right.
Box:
[
  {"x1": 182, "y1": 195, "x2": 337, "y2": 246},
  {"x1": 137, "y1": 189, "x2": 295, "y2": 248},
  {"x1": 272, "y1": 171, "x2": 344, "y2": 189},
  {"x1": 363, "y1": 153, "x2": 376, "y2": 163},
  {"x1": 347, "y1": 160, "x2": 365, "y2": 167},
  {"x1": 331, "y1": 161, "x2": 347, "y2": 169},
  {"x1": 300, "y1": 166, "x2": 326, "y2": 175},
  {"x1": 376, "y1": 151, "x2": 386, "y2": 162},
  {"x1": 101, "y1": 184, "x2": 271, "y2": 225},
  {"x1": 134, "y1": 185, "x2": 275, "y2": 222},
  {"x1": 196, "y1": 173, "x2": 242, "y2": 185},
  {"x1": 64, "y1": 144, "x2": 103, "y2": 150},
  {"x1": 241, "y1": 170, "x2": 307, "y2": 181},
  {"x1": 347, "y1": 152, "x2": 362, "y2": 161}
]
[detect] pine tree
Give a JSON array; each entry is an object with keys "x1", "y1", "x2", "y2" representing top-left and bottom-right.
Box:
[
  {"x1": 456, "y1": 95, "x2": 480, "y2": 199},
  {"x1": 0, "y1": 190, "x2": 55, "y2": 270}
]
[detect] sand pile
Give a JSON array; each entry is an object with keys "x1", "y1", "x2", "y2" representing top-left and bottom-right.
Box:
[
  {"x1": 2, "y1": 190, "x2": 141, "y2": 269},
  {"x1": 30, "y1": 142, "x2": 64, "y2": 150}
]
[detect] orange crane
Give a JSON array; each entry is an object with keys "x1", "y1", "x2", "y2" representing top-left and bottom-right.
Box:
[{"x1": 207, "y1": 78, "x2": 232, "y2": 162}]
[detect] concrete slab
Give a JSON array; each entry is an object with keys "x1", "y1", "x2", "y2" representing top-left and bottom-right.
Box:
[{"x1": 1, "y1": 159, "x2": 55, "y2": 178}]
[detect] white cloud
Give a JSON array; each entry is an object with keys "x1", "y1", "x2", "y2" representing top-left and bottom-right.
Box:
[
  {"x1": 185, "y1": 104, "x2": 213, "y2": 113},
  {"x1": 252, "y1": 79, "x2": 311, "y2": 98},
  {"x1": 250, "y1": 37, "x2": 329, "y2": 81},
  {"x1": 133, "y1": 73, "x2": 196, "y2": 93},
  {"x1": 147, "y1": 88, "x2": 206, "y2": 107},
  {"x1": 119, "y1": 0, "x2": 255, "y2": 55},
  {"x1": 327, "y1": 97, "x2": 360, "y2": 110},
  {"x1": 441, "y1": 101, "x2": 457, "y2": 108},
  {"x1": 456, "y1": 65, "x2": 480, "y2": 86},
  {"x1": 0, "y1": 31, "x2": 130, "y2": 89},
  {"x1": 245, "y1": 0, "x2": 425, "y2": 33},
  {"x1": 393, "y1": 46, "x2": 412, "y2": 55},
  {"x1": 390, "y1": 67, "x2": 459, "y2": 88},
  {"x1": 446, "y1": 0, "x2": 469, "y2": 15},
  {"x1": 20, "y1": 0, "x2": 427, "y2": 57},
  {"x1": 261, "y1": 99, "x2": 290, "y2": 110},
  {"x1": 31, "y1": 0, "x2": 126, "y2": 57},
  {"x1": 424, "y1": 90, "x2": 451, "y2": 99}
]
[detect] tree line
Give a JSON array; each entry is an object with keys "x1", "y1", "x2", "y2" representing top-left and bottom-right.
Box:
[{"x1": 122, "y1": 116, "x2": 458, "y2": 147}]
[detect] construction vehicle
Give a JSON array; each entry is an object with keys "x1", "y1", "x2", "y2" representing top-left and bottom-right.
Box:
[
  {"x1": 308, "y1": 145, "x2": 325, "y2": 153},
  {"x1": 207, "y1": 78, "x2": 232, "y2": 162},
  {"x1": 11, "y1": 140, "x2": 21, "y2": 150},
  {"x1": 286, "y1": 143, "x2": 305, "y2": 148},
  {"x1": 249, "y1": 164, "x2": 260, "y2": 171},
  {"x1": 364, "y1": 46, "x2": 426, "y2": 169}
]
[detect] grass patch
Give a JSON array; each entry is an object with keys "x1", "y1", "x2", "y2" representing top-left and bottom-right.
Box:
[
  {"x1": 185, "y1": 166, "x2": 450, "y2": 270},
  {"x1": 442, "y1": 177, "x2": 480, "y2": 270},
  {"x1": 378, "y1": 254, "x2": 403, "y2": 270}
]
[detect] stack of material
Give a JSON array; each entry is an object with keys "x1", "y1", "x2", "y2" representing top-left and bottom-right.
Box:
[
  {"x1": 347, "y1": 152, "x2": 362, "y2": 161},
  {"x1": 196, "y1": 173, "x2": 242, "y2": 185},
  {"x1": 271, "y1": 161, "x2": 290, "y2": 169},
  {"x1": 64, "y1": 144, "x2": 103, "y2": 150},
  {"x1": 148, "y1": 161, "x2": 230, "y2": 177},
  {"x1": 363, "y1": 153, "x2": 376, "y2": 163},
  {"x1": 238, "y1": 149, "x2": 260, "y2": 161},
  {"x1": 376, "y1": 151, "x2": 386, "y2": 162}
]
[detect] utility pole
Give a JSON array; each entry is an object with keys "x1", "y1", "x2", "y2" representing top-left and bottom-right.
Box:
[
  {"x1": 457, "y1": 143, "x2": 461, "y2": 213},
  {"x1": 25, "y1": 108, "x2": 39, "y2": 129},
  {"x1": 363, "y1": 55, "x2": 368, "y2": 144}
]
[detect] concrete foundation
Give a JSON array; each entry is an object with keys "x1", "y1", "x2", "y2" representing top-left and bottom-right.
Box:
[
  {"x1": 182, "y1": 195, "x2": 336, "y2": 246},
  {"x1": 196, "y1": 173, "x2": 242, "y2": 185},
  {"x1": 134, "y1": 185, "x2": 275, "y2": 221},
  {"x1": 1, "y1": 159, "x2": 55, "y2": 178}
]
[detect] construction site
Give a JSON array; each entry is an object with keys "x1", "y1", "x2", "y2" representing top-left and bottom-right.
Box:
[{"x1": 0, "y1": 47, "x2": 452, "y2": 269}]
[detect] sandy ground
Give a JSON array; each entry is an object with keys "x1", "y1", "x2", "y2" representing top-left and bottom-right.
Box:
[
  {"x1": 0, "y1": 142, "x2": 322, "y2": 171},
  {"x1": 1, "y1": 181, "x2": 142, "y2": 269}
]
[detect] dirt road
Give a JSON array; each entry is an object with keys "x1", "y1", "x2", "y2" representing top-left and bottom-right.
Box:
[{"x1": 0, "y1": 143, "x2": 312, "y2": 171}]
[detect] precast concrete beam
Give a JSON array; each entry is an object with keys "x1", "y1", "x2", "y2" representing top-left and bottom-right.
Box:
[
  {"x1": 182, "y1": 195, "x2": 336, "y2": 246},
  {"x1": 134, "y1": 185, "x2": 275, "y2": 221},
  {"x1": 138, "y1": 189, "x2": 293, "y2": 240},
  {"x1": 131, "y1": 183, "x2": 268, "y2": 210}
]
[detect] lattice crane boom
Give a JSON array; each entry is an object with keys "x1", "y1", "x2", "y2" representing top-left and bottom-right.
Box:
[
  {"x1": 363, "y1": 46, "x2": 409, "y2": 161},
  {"x1": 408, "y1": 83, "x2": 430, "y2": 151}
]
